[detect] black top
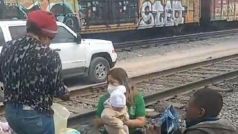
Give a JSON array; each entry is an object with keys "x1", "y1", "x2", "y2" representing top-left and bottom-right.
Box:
[{"x1": 0, "y1": 35, "x2": 67, "y2": 115}]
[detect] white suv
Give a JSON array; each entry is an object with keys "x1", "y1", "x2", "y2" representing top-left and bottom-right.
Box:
[{"x1": 0, "y1": 20, "x2": 117, "y2": 83}]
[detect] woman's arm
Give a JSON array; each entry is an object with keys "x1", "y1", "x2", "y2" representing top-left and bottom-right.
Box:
[
  {"x1": 94, "y1": 94, "x2": 110, "y2": 128},
  {"x1": 125, "y1": 94, "x2": 146, "y2": 128},
  {"x1": 125, "y1": 117, "x2": 146, "y2": 128}
]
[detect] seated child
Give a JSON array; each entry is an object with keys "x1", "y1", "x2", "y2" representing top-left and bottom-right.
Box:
[{"x1": 101, "y1": 86, "x2": 129, "y2": 134}]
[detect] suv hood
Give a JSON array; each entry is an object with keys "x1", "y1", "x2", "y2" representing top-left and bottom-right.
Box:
[{"x1": 82, "y1": 39, "x2": 112, "y2": 45}]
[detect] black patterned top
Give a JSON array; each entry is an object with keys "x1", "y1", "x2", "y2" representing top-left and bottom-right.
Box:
[{"x1": 0, "y1": 35, "x2": 67, "y2": 115}]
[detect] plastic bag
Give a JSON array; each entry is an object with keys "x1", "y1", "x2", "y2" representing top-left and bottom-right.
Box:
[
  {"x1": 0, "y1": 122, "x2": 12, "y2": 134},
  {"x1": 52, "y1": 103, "x2": 70, "y2": 134},
  {"x1": 59, "y1": 128, "x2": 81, "y2": 134},
  {"x1": 151, "y1": 105, "x2": 181, "y2": 134}
]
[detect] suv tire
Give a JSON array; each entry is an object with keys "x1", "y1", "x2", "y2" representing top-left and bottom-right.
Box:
[{"x1": 88, "y1": 57, "x2": 110, "y2": 83}]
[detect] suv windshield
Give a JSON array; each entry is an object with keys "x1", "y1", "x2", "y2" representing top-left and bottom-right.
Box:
[
  {"x1": 9, "y1": 26, "x2": 75, "y2": 44},
  {"x1": 52, "y1": 26, "x2": 75, "y2": 43},
  {"x1": 0, "y1": 28, "x2": 5, "y2": 46},
  {"x1": 9, "y1": 26, "x2": 26, "y2": 40}
]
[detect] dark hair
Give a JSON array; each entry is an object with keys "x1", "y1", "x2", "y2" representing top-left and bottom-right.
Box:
[
  {"x1": 108, "y1": 68, "x2": 138, "y2": 106},
  {"x1": 193, "y1": 88, "x2": 223, "y2": 117},
  {"x1": 26, "y1": 21, "x2": 42, "y2": 36},
  {"x1": 108, "y1": 68, "x2": 130, "y2": 91}
]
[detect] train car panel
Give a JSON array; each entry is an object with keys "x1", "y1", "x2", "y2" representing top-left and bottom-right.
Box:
[
  {"x1": 236, "y1": 1, "x2": 238, "y2": 20},
  {"x1": 222, "y1": 0, "x2": 228, "y2": 20},
  {"x1": 212, "y1": 0, "x2": 221, "y2": 20},
  {"x1": 79, "y1": 0, "x2": 139, "y2": 34},
  {"x1": 227, "y1": 0, "x2": 236, "y2": 21},
  {"x1": 139, "y1": 0, "x2": 185, "y2": 29},
  {"x1": 185, "y1": 0, "x2": 193, "y2": 23},
  {"x1": 80, "y1": 23, "x2": 138, "y2": 34},
  {"x1": 183, "y1": 0, "x2": 200, "y2": 23},
  {"x1": 230, "y1": 0, "x2": 238, "y2": 21},
  {"x1": 211, "y1": 0, "x2": 238, "y2": 22},
  {"x1": 138, "y1": 0, "x2": 199, "y2": 29},
  {"x1": 193, "y1": 0, "x2": 200, "y2": 22}
]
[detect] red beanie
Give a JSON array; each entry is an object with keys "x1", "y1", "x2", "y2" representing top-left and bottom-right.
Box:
[{"x1": 27, "y1": 10, "x2": 57, "y2": 38}]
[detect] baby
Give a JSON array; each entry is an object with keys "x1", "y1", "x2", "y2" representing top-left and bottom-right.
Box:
[{"x1": 101, "y1": 86, "x2": 129, "y2": 134}]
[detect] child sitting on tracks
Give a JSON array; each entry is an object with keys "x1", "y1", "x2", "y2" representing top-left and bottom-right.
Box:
[{"x1": 101, "y1": 85, "x2": 129, "y2": 134}]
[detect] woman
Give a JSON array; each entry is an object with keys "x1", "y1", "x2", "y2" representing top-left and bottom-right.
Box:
[{"x1": 95, "y1": 68, "x2": 146, "y2": 134}]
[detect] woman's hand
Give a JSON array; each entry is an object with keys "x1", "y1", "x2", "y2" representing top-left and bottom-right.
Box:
[
  {"x1": 59, "y1": 86, "x2": 70, "y2": 101},
  {"x1": 124, "y1": 117, "x2": 146, "y2": 128}
]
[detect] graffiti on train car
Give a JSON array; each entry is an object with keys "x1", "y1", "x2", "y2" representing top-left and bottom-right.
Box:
[
  {"x1": 139, "y1": 0, "x2": 185, "y2": 29},
  {"x1": 78, "y1": 0, "x2": 138, "y2": 27},
  {"x1": 0, "y1": 0, "x2": 80, "y2": 32},
  {"x1": 213, "y1": 0, "x2": 238, "y2": 21}
]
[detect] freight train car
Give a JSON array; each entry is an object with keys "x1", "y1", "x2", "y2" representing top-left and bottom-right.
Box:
[
  {"x1": 80, "y1": 0, "x2": 238, "y2": 34},
  {"x1": 0, "y1": 0, "x2": 200, "y2": 33},
  {"x1": 78, "y1": 0, "x2": 201, "y2": 34},
  {"x1": 1, "y1": 0, "x2": 238, "y2": 37}
]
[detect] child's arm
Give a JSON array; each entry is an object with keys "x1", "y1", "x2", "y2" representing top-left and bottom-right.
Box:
[
  {"x1": 120, "y1": 107, "x2": 130, "y2": 122},
  {"x1": 101, "y1": 108, "x2": 124, "y2": 129}
]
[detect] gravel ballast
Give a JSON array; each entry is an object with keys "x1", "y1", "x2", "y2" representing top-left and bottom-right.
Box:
[{"x1": 117, "y1": 35, "x2": 238, "y2": 61}]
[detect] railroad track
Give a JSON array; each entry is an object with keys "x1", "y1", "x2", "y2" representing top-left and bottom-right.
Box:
[
  {"x1": 65, "y1": 54, "x2": 238, "y2": 128},
  {"x1": 1, "y1": 54, "x2": 238, "y2": 130},
  {"x1": 114, "y1": 29, "x2": 238, "y2": 51}
]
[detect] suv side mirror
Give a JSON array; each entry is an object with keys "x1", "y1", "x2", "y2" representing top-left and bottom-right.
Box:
[{"x1": 75, "y1": 33, "x2": 81, "y2": 44}]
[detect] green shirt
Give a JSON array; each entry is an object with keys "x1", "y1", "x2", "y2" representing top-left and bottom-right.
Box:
[
  {"x1": 96, "y1": 93, "x2": 146, "y2": 133},
  {"x1": 96, "y1": 93, "x2": 146, "y2": 119}
]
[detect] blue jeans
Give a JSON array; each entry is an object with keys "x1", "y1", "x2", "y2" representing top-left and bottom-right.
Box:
[{"x1": 5, "y1": 103, "x2": 55, "y2": 134}]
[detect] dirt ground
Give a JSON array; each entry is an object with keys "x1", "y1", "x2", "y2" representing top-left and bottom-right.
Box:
[{"x1": 116, "y1": 35, "x2": 238, "y2": 78}]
